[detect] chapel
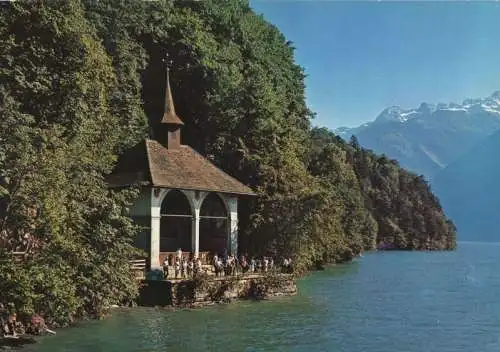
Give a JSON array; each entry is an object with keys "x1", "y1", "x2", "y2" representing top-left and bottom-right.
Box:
[{"x1": 108, "y1": 66, "x2": 256, "y2": 270}]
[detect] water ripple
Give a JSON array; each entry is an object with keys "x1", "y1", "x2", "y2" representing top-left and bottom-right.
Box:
[{"x1": 25, "y1": 243, "x2": 500, "y2": 352}]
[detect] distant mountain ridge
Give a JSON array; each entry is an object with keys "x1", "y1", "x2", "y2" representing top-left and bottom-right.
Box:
[{"x1": 336, "y1": 91, "x2": 500, "y2": 178}]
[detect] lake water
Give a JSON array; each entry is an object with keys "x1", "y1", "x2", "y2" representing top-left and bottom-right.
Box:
[{"x1": 24, "y1": 242, "x2": 500, "y2": 352}]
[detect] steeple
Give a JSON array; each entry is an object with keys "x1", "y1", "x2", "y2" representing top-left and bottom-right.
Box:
[
  {"x1": 157, "y1": 56, "x2": 183, "y2": 149},
  {"x1": 160, "y1": 66, "x2": 184, "y2": 126}
]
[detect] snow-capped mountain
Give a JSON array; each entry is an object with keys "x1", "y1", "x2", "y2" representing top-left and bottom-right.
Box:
[{"x1": 335, "y1": 91, "x2": 500, "y2": 178}]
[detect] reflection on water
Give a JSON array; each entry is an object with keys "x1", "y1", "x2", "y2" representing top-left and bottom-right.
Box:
[{"x1": 24, "y1": 243, "x2": 500, "y2": 352}]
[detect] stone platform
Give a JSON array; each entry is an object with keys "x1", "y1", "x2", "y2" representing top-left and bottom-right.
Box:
[{"x1": 138, "y1": 273, "x2": 297, "y2": 307}]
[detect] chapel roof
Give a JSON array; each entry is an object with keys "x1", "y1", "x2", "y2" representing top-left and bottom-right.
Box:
[
  {"x1": 108, "y1": 62, "x2": 255, "y2": 196},
  {"x1": 108, "y1": 140, "x2": 256, "y2": 196}
]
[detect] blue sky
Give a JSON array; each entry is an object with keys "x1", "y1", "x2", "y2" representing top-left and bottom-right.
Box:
[{"x1": 250, "y1": 1, "x2": 500, "y2": 129}]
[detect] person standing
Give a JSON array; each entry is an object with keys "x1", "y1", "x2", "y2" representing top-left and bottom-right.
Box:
[
  {"x1": 174, "y1": 257, "x2": 181, "y2": 279},
  {"x1": 196, "y1": 257, "x2": 202, "y2": 275},
  {"x1": 7, "y1": 313, "x2": 17, "y2": 337},
  {"x1": 162, "y1": 257, "x2": 169, "y2": 279},
  {"x1": 182, "y1": 258, "x2": 188, "y2": 279}
]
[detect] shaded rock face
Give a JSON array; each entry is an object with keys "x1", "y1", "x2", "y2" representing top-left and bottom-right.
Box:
[
  {"x1": 432, "y1": 129, "x2": 500, "y2": 241},
  {"x1": 138, "y1": 275, "x2": 297, "y2": 308}
]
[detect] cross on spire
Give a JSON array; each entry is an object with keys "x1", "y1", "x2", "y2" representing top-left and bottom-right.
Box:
[{"x1": 162, "y1": 52, "x2": 174, "y2": 71}]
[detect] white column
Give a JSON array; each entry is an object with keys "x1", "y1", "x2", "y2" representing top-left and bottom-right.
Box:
[
  {"x1": 149, "y1": 188, "x2": 163, "y2": 270},
  {"x1": 184, "y1": 190, "x2": 205, "y2": 259},
  {"x1": 192, "y1": 208, "x2": 200, "y2": 258},
  {"x1": 150, "y1": 210, "x2": 161, "y2": 270},
  {"x1": 227, "y1": 197, "x2": 238, "y2": 256}
]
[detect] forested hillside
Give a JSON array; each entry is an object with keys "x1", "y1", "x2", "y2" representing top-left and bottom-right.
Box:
[
  {"x1": 309, "y1": 129, "x2": 456, "y2": 255},
  {"x1": 0, "y1": 0, "x2": 455, "y2": 329}
]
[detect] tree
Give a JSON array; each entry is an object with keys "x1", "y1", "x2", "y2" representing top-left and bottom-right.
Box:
[
  {"x1": 349, "y1": 135, "x2": 361, "y2": 151},
  {"x1": 0, "y1": 0, "x2": 141, "y2": 326}
]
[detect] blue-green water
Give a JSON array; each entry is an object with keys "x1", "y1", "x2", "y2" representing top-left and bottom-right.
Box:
[{"x1": 24, "y1": 242, "x2": 500, "y2": 351}]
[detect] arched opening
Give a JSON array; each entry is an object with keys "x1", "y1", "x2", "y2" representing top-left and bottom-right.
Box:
[
  {"x1": 200, "y1": 193, "x2": 228, "y2": 255},
  {"x1": 160, "y1": 190, "x2": 192, "y2": 253}
]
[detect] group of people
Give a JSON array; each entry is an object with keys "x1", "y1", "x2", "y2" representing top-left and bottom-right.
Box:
[
  {"x1": 0, "y1": 305, "x2": 55, "y2": 338},
  {"x1": 162, "y1": 249, "x2": 203, "y2": 280},
  {"x1": 213, "y1": 253, "x2": 294, "y2": 277},
  {"x1": 1, "y1": 311, "x2": 22, "y2": 337},
  {"x1": 161, "y1": 249, "x2": 294, "y2": 280},
  {"x1": 212, "y1": 254, "x2": 239, "y2": 277}
]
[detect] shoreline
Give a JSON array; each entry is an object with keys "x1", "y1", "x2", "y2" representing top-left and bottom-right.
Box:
[
  {"x1": 0, "y1": 272, "x2": 297, "y2": 349},
  {"x1": 1, "y1": 247, "x2": 455, "y2": 348}
]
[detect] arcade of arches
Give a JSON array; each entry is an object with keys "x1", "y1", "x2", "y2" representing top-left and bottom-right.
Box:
[
  {"x1": 150, "y1": 188, "x2": 238, "y2": 269},
  {"x1": 159, "y1": 191, "x2": 228, "y2": 254}
]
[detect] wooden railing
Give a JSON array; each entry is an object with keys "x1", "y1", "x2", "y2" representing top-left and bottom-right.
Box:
[
  {"x1": 129, "y1": 258, "x2": 147, "y2": 280},
  {"x1": 130, "y1": 259, "x2": 146, "y2": 270}
]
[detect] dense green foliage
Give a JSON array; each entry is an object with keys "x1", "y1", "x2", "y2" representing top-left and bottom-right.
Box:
[
  {"x1": 310, "y1": 131, "x2": 456, "y2": 254},
  {"x1": 0, "y1": 0, "x2": 455, "y2": 329},
  {"x1": 0, "y1": 1, "x2": 141, "y2": 328}
]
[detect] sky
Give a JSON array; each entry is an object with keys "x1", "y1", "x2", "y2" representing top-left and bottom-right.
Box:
[{"x1": 250, "y1": 1, "x2": 500, "y2": 129}]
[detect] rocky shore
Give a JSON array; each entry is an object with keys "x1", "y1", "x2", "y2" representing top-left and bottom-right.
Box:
[
  {"x1": 139, "y1": 273, "x2": 297, "y2": 308},
  {"x1": 0, "y1": 273, "x2": 296, "y2": 348}
]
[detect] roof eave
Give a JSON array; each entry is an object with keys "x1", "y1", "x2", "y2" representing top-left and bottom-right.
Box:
[{"x1": 149, "y1": 183, "x2": 257, "y2": 197}]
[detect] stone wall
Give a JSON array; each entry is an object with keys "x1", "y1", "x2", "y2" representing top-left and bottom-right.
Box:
[{"x1": 138, "y1": 274, "x2": 297, "y2": 308}]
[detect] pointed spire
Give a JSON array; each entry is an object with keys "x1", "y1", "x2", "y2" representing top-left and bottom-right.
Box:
[{"x1": 160, "y1": 58, "x2": 184, "y2": 125}]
